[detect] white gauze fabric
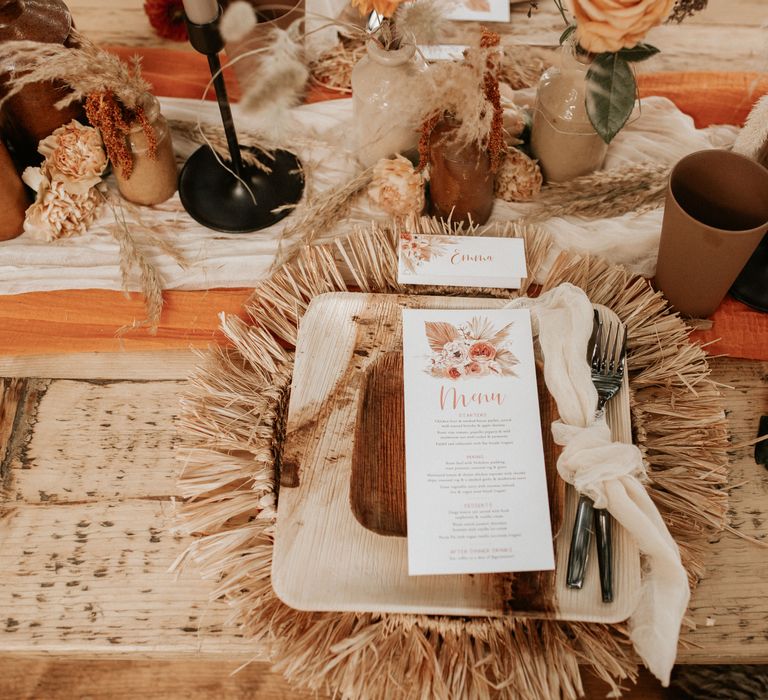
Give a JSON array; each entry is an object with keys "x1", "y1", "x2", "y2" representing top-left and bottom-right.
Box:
[{"x1": 507, "y1": 283, "x2": 689, "y2": 687}]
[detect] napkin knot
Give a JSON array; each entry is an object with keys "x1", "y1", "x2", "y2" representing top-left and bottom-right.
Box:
[{"x1": 551, "y1": 416, "x2": 648, "y2": 509}]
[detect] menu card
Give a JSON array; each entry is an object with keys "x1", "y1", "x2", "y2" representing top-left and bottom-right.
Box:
[
  {"x1": 397, "y1": 233, "x2": 526, "y2": 289},
  {"x1": 401, "y1": 308, "x2": 554, "y2": 576}
]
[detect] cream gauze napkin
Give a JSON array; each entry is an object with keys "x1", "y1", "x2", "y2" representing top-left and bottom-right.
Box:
[{"x1": 507, "y1": 283, "x2": 689, "y2": 687}]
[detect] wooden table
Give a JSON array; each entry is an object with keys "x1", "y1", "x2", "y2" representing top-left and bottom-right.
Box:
[{"x1": 1, "y1": 1, "x2": 768, "y2": 698}]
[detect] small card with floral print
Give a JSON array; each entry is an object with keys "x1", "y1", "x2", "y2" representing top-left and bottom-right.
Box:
[
  {"x1": 449, "y1": 0, "x2": 510, "y2": 23},
  {"x1": 397, "y1": 233, "x2": 526, "y2": 289},
  {"x1": 401, "y1": 308, "x2": 554, "y2": 576}
]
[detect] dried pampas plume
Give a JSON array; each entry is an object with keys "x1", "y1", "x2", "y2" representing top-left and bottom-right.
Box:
[
  {"x1": 220, "y1": 1, "x2": 257, "y2": 43},
  {"x1": 732, "y1": 94, "x2": 768, "y2": 167},
  {"x1": 238, "y1": 29, "x2": 309, "y2": 140}
]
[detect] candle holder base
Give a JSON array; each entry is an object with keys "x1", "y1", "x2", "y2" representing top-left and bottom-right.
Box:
[{"x1": 178, "y1": 145, "x2": 304, "y2": 233}]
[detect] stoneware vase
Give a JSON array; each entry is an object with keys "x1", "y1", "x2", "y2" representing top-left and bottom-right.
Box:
[
  {"x1": 114, "y1": 93, "x2": 177, "y2": 206},
  {"x1": 530, "y1": 44, "x2": 608, "y2": 183},
  {"x1": 351, "y1": 39, "x2": 427, "y2": 168}
]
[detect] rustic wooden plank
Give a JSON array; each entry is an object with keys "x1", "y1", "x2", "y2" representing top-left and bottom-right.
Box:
[
  {"x1": 0, "y1": 656, "x2": 676, "y2": 699},
  {"x1": 0, "y1": 351, "x2": 200, "y2": 380},
  {"x1": 0, "y1": 500, "x2": 255, "y2": 656},
  {"x1": 8, "y1": 379, "x2": 185, "y2": 503},
  {"x1": 676, "y1": 357, "x2": 768, "y2": 663}
]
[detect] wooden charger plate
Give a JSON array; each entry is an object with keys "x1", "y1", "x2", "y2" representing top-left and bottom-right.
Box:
[{"x1": 272, "y1": 293, "x2": 640, "y2": 621}]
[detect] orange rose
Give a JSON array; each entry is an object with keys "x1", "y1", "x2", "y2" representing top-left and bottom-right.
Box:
[
  {"x1": 351, "y1": 0, "x2": 407, "y2": 18},
  {"x1": 564, "y1": 0, "x2": 675, "y2": 54},
  {"x1": 468, "y1": 341, "x2": 496, "y2": 362}
]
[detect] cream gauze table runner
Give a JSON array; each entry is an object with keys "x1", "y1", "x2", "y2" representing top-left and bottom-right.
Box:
[{"x1": 0, "y1": 95, "x2": 736, "y2": 295}]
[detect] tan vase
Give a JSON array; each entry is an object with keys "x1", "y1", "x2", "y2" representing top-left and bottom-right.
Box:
[
  {"x1": 530, "y1": 45, "x2": 608, "y2": 183},
  {"x1": 428, "y1": 118, "x2": 494, "y2": 226},
  {"x1": 114, "y1": 94, "x2": 177, "y2": 206},
  {"x1": 0, "y1": 0, "x2": 85, "y2": 168},
  {"x1": 0, "y1": 137, "x2": 28, "y2": 240},
  {"x1": 351, "y1": 39, "x2": 427, "y2": 168}
]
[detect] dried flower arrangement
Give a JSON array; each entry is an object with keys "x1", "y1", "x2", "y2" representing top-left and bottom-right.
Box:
[
  {"x1": 0, "y1": 33, "x2": 185, "y2": 329},
  {"x1": 415, "y1": 29, "x2": 506, "y2": 173}
]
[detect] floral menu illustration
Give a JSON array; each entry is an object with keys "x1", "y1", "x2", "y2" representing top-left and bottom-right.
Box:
[{"x1": 401, "y1": 308, "x2": 554, "y2": 576}]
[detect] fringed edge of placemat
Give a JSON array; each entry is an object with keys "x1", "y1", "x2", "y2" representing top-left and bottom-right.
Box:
[{"x1": 172, "y1": 219, "x2": 729, "y2": 699}]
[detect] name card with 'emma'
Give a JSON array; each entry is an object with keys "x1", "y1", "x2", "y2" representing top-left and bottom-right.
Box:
[
  {"x1": 397, "y1": 233, "x2": 527, "y2": 289},
  {"x1": 401, "y1": 308, "x2": 554, "y2": 576}
]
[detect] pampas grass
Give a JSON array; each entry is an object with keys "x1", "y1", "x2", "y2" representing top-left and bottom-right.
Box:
[
  {"x1": 733, "y1": 94, "x2": 768, "y2": 165},
  {"x1": 393, "y1": 0, "x2": 456, "y2": 45},
  {"x1": 219, "y1": 0, "x2": 257, "y2": 43},
  {"x1": 0, "y1": 30, "x2": 149, "y2": 111}
]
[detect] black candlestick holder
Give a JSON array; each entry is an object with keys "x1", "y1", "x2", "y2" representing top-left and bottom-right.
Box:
[{"x1": 178, "y1": 8, "x2": 304, "y2": 233}]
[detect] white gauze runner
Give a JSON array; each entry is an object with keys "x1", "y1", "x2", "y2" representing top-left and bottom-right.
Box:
[{"x1": 507, "y1": 283, "x2": 689, "y2": 687}]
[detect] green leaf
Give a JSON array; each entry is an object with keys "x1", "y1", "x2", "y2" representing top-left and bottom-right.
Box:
[
  {"x1": 617, "y1": 43, "x2": 660, "y2": 62},
  {"x1": 585, "y1": 54, "x2": 637, "y2": 144},
  {"x1": 559, "y1": 24, "x2": 576, "y2": 46}
]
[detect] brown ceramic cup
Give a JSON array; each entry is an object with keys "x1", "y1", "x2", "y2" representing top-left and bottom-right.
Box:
[{"x1": 654, "y1": 149, "x2": 768, "y2": 318}]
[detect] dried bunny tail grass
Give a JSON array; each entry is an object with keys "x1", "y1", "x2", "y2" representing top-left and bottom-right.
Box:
[
  {"x1": 219, "y1": 0, "x2": 258, "y2": 43},
  {"x1": 175, "y1": 220, "x2": 729, "y2": 699},
  {"x1": 393, "y1": 0, "x2": 456, "y2": 45},
  {"x1": 528, "y1": 162, "x2": 670, "y2": 221},
  {"x1": 0, "y1": 30, "x2": 150, "y2": 111},
  {"x1": 168, "y1": 119, "x2": 277, "y2": 173}
]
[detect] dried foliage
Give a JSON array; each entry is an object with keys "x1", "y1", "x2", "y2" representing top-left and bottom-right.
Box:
[
  {"x1": 0, "y1": 30, "x2": 150, "y2": 112},
  {"x1": 309, "y1": 39, "x2": 367, "y2": 94},
  {"x1": 528, "y1": 162, "x2": 669, "y2": 220},
  {"x1": 174, "y1": 219, "x2": 729, "y2": 699},
  {"x1": 668, "y1": 0, "x2": 709, "y2": 23}
]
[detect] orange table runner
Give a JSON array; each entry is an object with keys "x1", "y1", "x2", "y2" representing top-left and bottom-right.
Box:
[{"x1": 1, "y1": 50, "x2": 767, "y2": 359}]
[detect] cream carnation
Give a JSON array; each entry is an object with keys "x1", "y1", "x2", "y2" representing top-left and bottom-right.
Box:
[
  {"x1": 38, "y1": 120, "x2": 107, "y2": 195},
  {"x1": 565, "y1": 0, "x2": 675, "y2": 54},
  {"x1": 22, "y1": 170, "x2": 103, "y2": 242},
  {"x1": 368, "y1": 155, "x2": 425, "y2": 219}
]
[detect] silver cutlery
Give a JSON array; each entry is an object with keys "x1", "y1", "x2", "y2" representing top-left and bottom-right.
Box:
[{"x1": 566, "y1": 309, "x2": 627, "y2": 603}]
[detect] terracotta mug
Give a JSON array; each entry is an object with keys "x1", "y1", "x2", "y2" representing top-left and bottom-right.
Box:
[{"x1": 654, "y1": 149, "x2": 768, "y2": 318}]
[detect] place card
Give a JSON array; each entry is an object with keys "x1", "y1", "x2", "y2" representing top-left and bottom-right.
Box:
[
  {"x1": 401, "y1": 308, "x2": 555, "y2": 576},
  {"x1": 448, "y1": 0, "x2": 510, "y2": 23},
  {"x1": 398, "y1": 233, "x2": 527, "y2": 289}
]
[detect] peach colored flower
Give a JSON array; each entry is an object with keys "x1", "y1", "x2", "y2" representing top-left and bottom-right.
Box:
[
  {"x1": 466, "y1": 361, "x2": 485, "y2": 376},
  {"x1": 447, "y1": 366, "x2": 462, "y2": 380},
  {"x1": 351, "y1": 0, "x2": 407, "y2": 18},
  {"x1": 564, "y1": 0, "x2": 675, "y2": 54},
  {"x1": 495, "y1": 149, "x2": 543, "y2": 203},
  {"x1": 468, "y1": 341, "x2": 496, "y2": 362},
  {"x1": 38, "y1": 120, "x2": 107, "y2": 195},
  {"x1": 368, "y1": 155, "x2": 425, "y2": 219}
]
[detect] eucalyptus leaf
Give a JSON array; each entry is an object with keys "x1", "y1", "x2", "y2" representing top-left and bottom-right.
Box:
[
  {"x1": 618, "y1": 43, "x2": 660, "y2": 62},
  {"x1": 585, "y1": 54, "x2": 637, "y2": 144}
]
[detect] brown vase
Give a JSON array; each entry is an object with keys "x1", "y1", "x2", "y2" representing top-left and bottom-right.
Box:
[
  {"x1": 428, "y1": 118, "x2": 494, "y2": 226},
  {"x1": 0, "y1": 136, "x2": 28, "y2": 240},
  {"x1": 0, "y1": 0, "x2": 85, "y2": 169}
]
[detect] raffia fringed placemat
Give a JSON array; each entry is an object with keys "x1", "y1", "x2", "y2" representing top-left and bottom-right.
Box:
[{"x1": 174, "y1": 219, "x2": 730, "y2": 699}]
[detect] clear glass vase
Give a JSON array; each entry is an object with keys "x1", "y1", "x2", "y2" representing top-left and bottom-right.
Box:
[
  {"x1": 530, "y1": 45, "x2": 608, "y2": 183},
  {"x1": 351, "y1": 40, "x2": 427, "y2": 168}
]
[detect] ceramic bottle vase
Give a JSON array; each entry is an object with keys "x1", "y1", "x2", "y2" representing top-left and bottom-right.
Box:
[
  {"x1": 530, "y1": 45, "x2": 608, "y2": 183},
  {"x1": 114, "y1": 94, "x2": 177, "y2": 206},
  {"x1": 0, "y1": 0, "x2": 85, "y2": 168},
  {"x1": 428, "y1": 118, "x2": 494, "y2": 226},
  {"x1": 351, "y1": 40, "x2": 427, "y2": 168}
]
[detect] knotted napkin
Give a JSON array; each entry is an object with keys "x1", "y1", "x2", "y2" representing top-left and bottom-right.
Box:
[{"x1": 508, "y1": 283, "x2": 689, "y2": 686}]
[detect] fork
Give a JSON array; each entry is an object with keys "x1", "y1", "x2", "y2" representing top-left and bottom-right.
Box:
[{"x1": 566, "y1": 310, "x2": 627, "y2": 603}]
